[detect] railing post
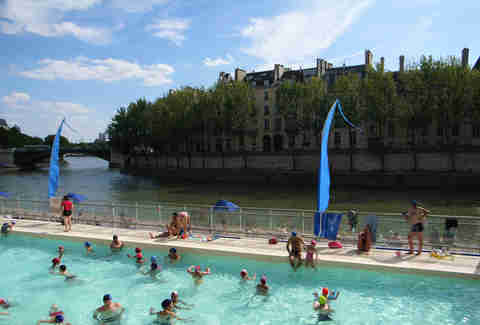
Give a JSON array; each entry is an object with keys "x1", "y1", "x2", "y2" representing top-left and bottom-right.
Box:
[
  {"x1": 302, "y1": 211, "x2": 305, "y2": 236},
  {"x1": 269, "y1": 209, "x2": 273, "y2": 232},
  {"x1": 209, "y1": 207, "x2": 213, "y2": 233},
  {"x1": 135, "y1": 202, "x2": 139, "y2": 227},
  {"x1": 239, "y1": 208, "x2": 243, "y2": 233},
  {"x1": 158, "y1": 204, "x2": 161, "y2": 225}
]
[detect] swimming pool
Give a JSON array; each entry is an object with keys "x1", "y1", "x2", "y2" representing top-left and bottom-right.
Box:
[{"x1": 0, "y1": 234, "x2": 478, "y2": 325}]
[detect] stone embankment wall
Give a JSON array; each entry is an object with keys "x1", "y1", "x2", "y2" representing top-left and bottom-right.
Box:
[
  {"x1": 0, "y1": 149, "x2": 16, "y2": 167},
  {"x1": 111, "y1": 149, "x2": 480, "y2": 188}
]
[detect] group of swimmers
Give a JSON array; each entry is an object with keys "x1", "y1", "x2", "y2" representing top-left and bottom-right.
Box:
[{"x1": 286, "y1": 232, "x2": 319, "y2": 271}]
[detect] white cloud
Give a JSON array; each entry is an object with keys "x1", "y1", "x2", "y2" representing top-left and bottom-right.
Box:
[
  {"x1": 239, "y1": 0, "x2": 373, "y2": 66},
  {"x1": 110, "y1": 0, "x2": 169, "y2": 13},
  {"x1": 203, "y1": 54, "x2": 234, "y2": 67},
  {"x1": 146, "y1": 18, "x2": 190, "y2": 46},
  {"x1": 1, "y1": 91, "x2": 106, "y2": 141},
  {"x1": 20, "y1": 57, "x2": 175, "y2": 86},
  {"x1": 2, "y1": 92, "x2": 31, "y2": 106},
  {"x1": 0, "y1": 0, "x2": 111, "y2": 44}
]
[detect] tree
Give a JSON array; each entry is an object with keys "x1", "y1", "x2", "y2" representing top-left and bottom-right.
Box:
[{"x1": 44, "y1": 135, "x2": 70, "y2": 147}]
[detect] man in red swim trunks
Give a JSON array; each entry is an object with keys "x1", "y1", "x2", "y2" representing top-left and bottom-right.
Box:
[{"x1": 61, "y1": 196, "x2": 73, "y2": 232}]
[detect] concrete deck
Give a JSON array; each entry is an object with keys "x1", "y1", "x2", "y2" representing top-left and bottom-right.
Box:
[{"x1": 3, "y1": 217, "x2": 480, "y2": 279}]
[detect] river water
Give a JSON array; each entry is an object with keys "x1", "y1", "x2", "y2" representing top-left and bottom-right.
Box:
[{"x1": 0, "y1": 156, "x2": 477, "y2": 214}]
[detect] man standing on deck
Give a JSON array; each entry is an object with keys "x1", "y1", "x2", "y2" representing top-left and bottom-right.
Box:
[
  {"x1": 286, "y1": 232, "x2": 304, "y2": 270},
  {"x1": 404, "y1": 200, "x2": 430, "y2": 255}
]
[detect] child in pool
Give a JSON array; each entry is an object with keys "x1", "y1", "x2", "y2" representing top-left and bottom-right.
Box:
[
  {"x1": 150, "y1": 299, "x2": 189, "y2": 324},
  {"x1": 50, "y1": 257, "x2": 61, "y2": 271},
  {"x1": 240, "y1": 269, "x2": 256, "y2": 281},
  {"x1": 141, "y1": 256, "x2": 162, "y2": 278},
  {"x1": 305, "y1": 240, "x2": 318, "y2": 268},
  {"x1": 166, "y1": 247, "x2": 181, "y2": 263},
  {"x1": 313, "y1": 296, "x2": 334, "y2": 322},
  {"x1": 314, "y1": 288, "x2": 340, "y2": 301},
  {"x1": 256, "y1": 276, "x2": 269, "y2": 295},
  {"x1": 54, "y1": 265, "x2": 76, "y2": 280},
  {"x1": 170, "y1": 291, "x2": 193, "y2": 310},
  {"x1": 84, "y1": 242, "x2": 94, "y2": 255},
  {"x1": 127, "y1": 247, "x2": 145, "y2": 265},
  {"x1": 58, "y1": 246, "x2": 65, "y2": 259},
  {"x1": 187, "y1": 265, "x2": 211, "y2": 284}
]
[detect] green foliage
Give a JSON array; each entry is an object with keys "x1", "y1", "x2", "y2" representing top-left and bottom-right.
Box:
[
  {"x1": 107, "y1": 54, "x2": 480, "y2": 153},
  {"x1": 44, "y1": 134, "x2": 71, "y2": 147},
  {"x1": 0, "y1": 126, "x2": 45, "y2": 148}
]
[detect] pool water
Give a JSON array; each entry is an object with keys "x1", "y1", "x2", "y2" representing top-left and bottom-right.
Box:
[{"x1": 0, "y1": 234, "x2": 478, "y2": 325}]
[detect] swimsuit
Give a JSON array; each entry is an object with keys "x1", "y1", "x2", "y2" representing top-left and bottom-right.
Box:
[
  {"x1": 306, "y1": 250, "x2": 314, "y2": 261},
  {"x1": 411, "y1": 223, "x2": 424, "y2": 233}
]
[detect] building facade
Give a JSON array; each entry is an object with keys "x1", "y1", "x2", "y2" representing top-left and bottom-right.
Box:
[{"x1": 211, "y1": 48, "x2": 480, "y2": 153}]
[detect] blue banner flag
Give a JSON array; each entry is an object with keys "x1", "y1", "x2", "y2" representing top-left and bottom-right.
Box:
[
  {"x1": 48, "y1": 119, "x2": 65, "y2": 198},
  {"x1": 317, "y1": 100, "x2": 360, "y2": 214}
]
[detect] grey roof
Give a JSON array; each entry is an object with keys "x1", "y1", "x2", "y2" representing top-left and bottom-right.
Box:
[{"x1": 0, "y1": 119, "x2": 7, "y2": 127}]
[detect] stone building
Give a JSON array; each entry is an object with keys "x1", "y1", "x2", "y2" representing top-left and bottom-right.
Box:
[{"x1": 212, "y1": 48, "x2": 480, "y2": 153}]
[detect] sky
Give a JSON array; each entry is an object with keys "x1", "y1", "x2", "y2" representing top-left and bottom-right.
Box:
[{"x1": 0, "y1": 0, "x2": 479, "y2": 142}]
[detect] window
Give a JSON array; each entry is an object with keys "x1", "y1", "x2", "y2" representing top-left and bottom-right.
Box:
[
  {"x1": 369, "y1": 125, "x2": 376, "y2": 136},
  {"x1": 225, "y1": 139, "x2": 232, "y2": 151},
  {"x1": 388, "y1": 122, "x2": 395, "y2": 137},
  {"x1": 215, "y1": 139, "x2": 223, "y2": 152},
  {"x1": 452, "y1": 125, "x2": 459, "y2": 137},
  {"x1": 334, "y1": 132, "x2": 341, "y2": 146},
  {"x1": 421, "y1": 127, "x2": 428, "y2": 137},
  {"x1": 289, "y1": 135, "x2": 295, "y2": 148},
  {"x1": 473, "y1": 126, "x2": 480, "y2": 138},
  {"x1": 264, "y1": 91, "x2": 269, "y2": 101},
  {"x1": 274, "y1": 118, "x2": 282, "y2": 131},
  {"x1": 351, "y1": 132, "x2": 357, "y2": 147},
  {"x1": 264, "y1": 119, "x2": 270, "y2": 130},
  {"x1": 437, "y1": 127, "x2": 444, "y2": 137},
  {"x1": 264, "y1": 80, "x2": 270, "y2": 87},
  {"x1": 264, "y1": 105, "x2": 270, "y2": 115}
]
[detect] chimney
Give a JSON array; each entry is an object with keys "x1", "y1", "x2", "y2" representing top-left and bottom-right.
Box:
[
  {"x1": 219, "y1": 72, "x2": 225, "y2": 81},
  {"x1": 380, "y1": 57, "x2": 385, "y2": 71},
  {"x1": 235, "y1": 68, "x2": 246, "y2": 82},
  {"x1": 399, "y1": 55, "x2": 405, "y2": 72},
  {"x1": 462, "y1": 48, "x2": 469, "y2": 68},
  {"x1": 365, "y1": 50, "x2": 373, "y2": 66},
  {"x1": 316, "y1": 59, "x2": 325, "y2": 76},
  {"x1": 327, "y1": 63, "x2": 333, "y2": 69},
  {"x1": 274, "y1": 64, "x2": 284, "y2": 81}
]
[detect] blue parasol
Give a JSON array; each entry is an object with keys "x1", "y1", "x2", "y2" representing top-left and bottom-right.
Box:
[
  {"x1": 213, "y1": 200, "x2": 240, "y2": 212},
  {"x1": 66, "y1": 193, "x2": 87, "y2": 203},
  {"x1": 0, "y1": 192, "x2": 9, "y2": 198}
]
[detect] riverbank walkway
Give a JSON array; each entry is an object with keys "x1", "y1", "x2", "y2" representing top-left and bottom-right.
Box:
[{"x1": 3, "y1": 217, "x2": 479, "y2": 279}]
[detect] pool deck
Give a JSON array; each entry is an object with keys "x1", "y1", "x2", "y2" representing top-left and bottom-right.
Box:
[{"x1": 3, "y1": 217, "x2": 480, "y2": 279}]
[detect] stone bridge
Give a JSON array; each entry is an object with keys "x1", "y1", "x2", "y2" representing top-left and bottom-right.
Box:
[{"x1": 11, "y1": 145, "x2": 111, "y2": 168}]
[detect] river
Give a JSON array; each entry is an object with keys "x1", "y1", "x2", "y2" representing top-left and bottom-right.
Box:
[{"x1": 0, "y1": 156, "x2": 477, "y2": 214}]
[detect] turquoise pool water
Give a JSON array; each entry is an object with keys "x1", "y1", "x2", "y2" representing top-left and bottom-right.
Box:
[{"x1": 0, "y1": 234, "x2": 478, "y2": 325}]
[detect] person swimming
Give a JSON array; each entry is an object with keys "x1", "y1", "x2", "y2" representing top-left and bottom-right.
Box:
[
  {"x1": 240, "y1": 269, "x2": 256, "y2": 281},
  {"x1": 0, "y1": 298, "x2": 10, "y2": 309},
  {"x1": 58, "y1": 246, "x2": 65, "y2": 259},
  {"x1": 50, "y1": 257, "x2": 61, "y2": 271},
  {"x1": 313, "y1": 295, "x2": 334, "y2": 322},
  {"x1": 84, "y1": 242, "x2": 94, "y2": 255},
  {"x1": 170, "y1": 291, "x2": 193, "y2": 310},
  {"x1": 256, "y1": 275, "x2": 269, "y2": 295},
  {"x1": 187, "y1": 265, "x2": 211, "y2": 284},
  {"x1": 36, "y1": 305, "x2": 71, "y2": 324},
  {"x1": 305, "y1": 240, "x2": 318, "y2": 268},
  {"x1": 127, "y1": 247, "x2": 145, "y2": 265},
  {"x1": 150, "y1": 299, "x2": 189, "y2": 325},
  {"x1": 1, "y1": 221, "x2": 15, "y2": 234},
  {"x1": 110, "y1": 235, "x2": 124, "y2": 252},
  {"x1": 141, "y1": 256, "x2": 162, "y2": 278},
  {"x1": 93, "y1": 294, "x2": 125, "y2": 324},
  {"x1": 54, "y1": 265, "x2": 76, "y2": 280},
  {"x1": 167, "y1": 247, "x2": 181, "y2": 263}
]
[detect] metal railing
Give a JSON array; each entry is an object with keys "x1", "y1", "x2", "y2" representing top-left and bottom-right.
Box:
[{"x1": 1, "y1": 198, "x2": 479, "y2": 252}]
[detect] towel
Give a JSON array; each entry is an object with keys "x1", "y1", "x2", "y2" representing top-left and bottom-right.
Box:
[{"x1": 319, "y1": 213, "x2": 343, "y2": 240}]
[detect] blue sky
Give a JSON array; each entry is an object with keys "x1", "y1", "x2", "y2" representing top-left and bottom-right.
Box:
[{"x1": 0, "y1": 0, "x2": 479, "y2": 142}]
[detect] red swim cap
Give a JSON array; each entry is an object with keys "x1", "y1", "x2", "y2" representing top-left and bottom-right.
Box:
[
  {"x1": 136, "y1": 253, "x2": 143, "y2": 259},
  {"x1": 322, "y1": 288, "x2": 329, "y2": 296},
  {"x1": 0, "y1": 299, "x2": 5, "y2": 304},
  {"x1": 52, "y1": 257, "x2": 60, "y2": 264}
]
